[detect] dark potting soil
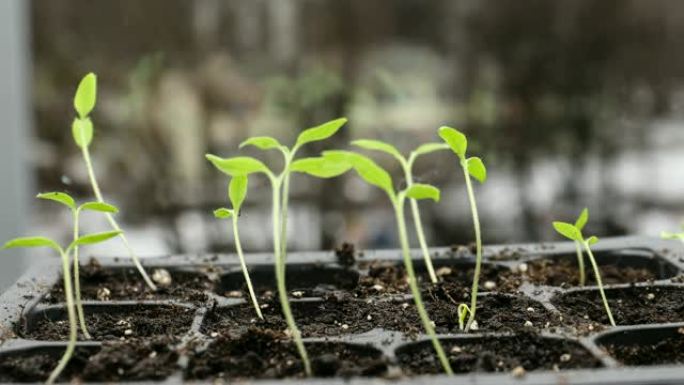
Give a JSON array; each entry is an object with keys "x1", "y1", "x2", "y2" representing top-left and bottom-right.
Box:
[
  {"x1": 525, "y1": 257, "x2": 658, "y2": 287},
  {"x1": 397, "y1": 333, "x2": 602, "y2": 375},
  {"x1": 355, "y1": 261, "x2": 520, "y2": 298},
  {"x1": 553, "y1": 286, "x2": 684, "y2": 326},
  {"x1": 0, "y1": 337, "x2": 178, "y2": 382},
  {"x1": 185, "y1": 328, "x2": 387, "y2": 380},
  {"x1": 21, "y1": 304, "x2": 195, "y2": 341},
  {"x1": 45, "y1": 259, "x2": 215, "y2": 303},
  {"x1": 202, "y1": 294, "x2": 557, "y2": 338},
  {"x1": 605, "y1": 331, "x2": 684, "y2": 366}
]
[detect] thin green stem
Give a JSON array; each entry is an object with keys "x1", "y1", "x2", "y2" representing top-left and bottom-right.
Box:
[
  {"x1": 271, "y1": 176, "x2": 311, "y2": 376},
  {"x1": 582, "y1": 240, "x2": 616, "y2": 326},
  {"x1": 80, "y1": 145, "x2": 156, "y2": 291},
  {"x1": 47, "y1": 250, "x2": 78, "y2": 384},
  {"x1": 394, "y1": 198, "x2": 453, "y2": 375},
  {"x1": 404, "y1": 162, "x2": 437, "y2": 283},
  {"x1": 575, "y1": 240, "x2": 586, "y2": 286},
  {"x1": 462, "y1": 160, "x2": 482, "y2": 332},
  {"x1": 232, "y1": 216, "x2": 263, "y2": 319},
  {"x1": 72, "y1": 210, "x2": 91, "y2": 339}
]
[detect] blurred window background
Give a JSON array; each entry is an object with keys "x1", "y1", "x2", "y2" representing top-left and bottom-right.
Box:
[{"x1": 3, "y1": 0, "x2": 684, "y2": 288}]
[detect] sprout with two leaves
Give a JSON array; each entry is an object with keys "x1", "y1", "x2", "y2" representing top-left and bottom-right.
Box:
[
  {"x1": 2, "y1": 194, "x2": 121, "y2": 384},
  {"x1": 206, "y1": 118, "x2": 349, "y2": 376},
  {"x1": 553, "y1": 208, "x2": 616, "y2": 326},
  {"x1": 321, "y1": 150, "x2": 454, "y2": 375},
  {"x1": 351, "y1": 139, "x2": 449, "y2": 283},
  {"x1": 214, "y1": 175, "x2": 262, "y2": 319},
  {"x1": 72, "y1": 73, "x2": 156, "y2": 290},
  {"x1": 438, "y1": 126, "x2": 487, "y2": 332}
]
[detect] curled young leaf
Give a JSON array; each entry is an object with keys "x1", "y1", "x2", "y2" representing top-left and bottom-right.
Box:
[
  {"x1": 213, "y1": 208, "x2": 233, "y2": 219},
  {"x1": 323, "y1": 150, "x2": 395, "y2": 198},
  {"x1": 206, "y1": 154, "x2": 270, "y2": 176},
  {"x1": 2, "y1": 236, "x2": 61, "y2": 252},
  {"x1": 438, "y1": 126, "x2": 467, "y2": 158},
  {"x1": 411, "y1": 143, "x2": 449, "y2": 157},
  {"x1": 466, "y1": 157, "x2": 487, "y2": 183},
  {"x1": 229, "y1": 175, "x2": 248, "y2": 211},
  {"x1": 79, "y1": 202, "x2": 119, "y2": 214},
  {"x1": 294, "y1": 117, "x2": 347, "y2": 149},
  {"x1": 575, "y1": 208, "x2": 589, "y2": 230},
  {"x1": 72, "y1": 118, "x2": 94, "y2": 148},
  {"x1": 36, "y1": 192, "x2": 76, "y2": 210},
  {"x1": 586, "y1": 235, "x2": 599, "y2": 245},
  {"x1": 351, "y1": 139, "x2": 403, "y2": 163},
  {"x1": 72, "y1": 230, "x2": 122, "y2": 248},
  {"x1": 74, "y1": 73, "x2": 97, "y2": 119},
  {"x1": 290, "y1": 157, "x2": 352, "y2": 178},
  {"x1": 239, "y1": 136, "x2": 285, "y2": 152},
  {"x1": 405, "y1": 183, "x2": 441, "y2": 202},
  {"x1": 552, "y1": 221, "x2": 581, "y2": 241}
]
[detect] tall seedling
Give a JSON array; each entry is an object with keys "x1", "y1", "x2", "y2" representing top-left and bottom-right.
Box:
[
  {"x1": 72, "y1": 73, "x2": 156, "y2": 290},
  {"x1": 553, "y1": 208, "x2": 616, "y2": 326},
  {"x1": 214, "y1": 176, "x2": 262, "y2": 319},
  {"x1": 3, "y1": 221, "x2": 121, "y2": 384},
  {"x1": 206, "y1": 118, "x2": 348, "y2": 376},
  {"x1": 322, "y1": 150, "x2": 454, "y2": 375},
  {"x1": 351, "y1": 139, "x2": 449, "y2": 283},
  {"x1": 438, "y1": 126, "x2": 487, "y2": 332}
]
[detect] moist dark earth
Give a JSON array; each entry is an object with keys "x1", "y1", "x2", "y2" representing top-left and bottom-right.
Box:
[
  {"x1": 21, "y1": 304, "x2": 194, "y2": 341},
  {"x1": 605, "y1": 333, "x2": 684, "y2": 366},
  {"x1": 525, "y1": 257, "x2": 660, "y2": 287}
]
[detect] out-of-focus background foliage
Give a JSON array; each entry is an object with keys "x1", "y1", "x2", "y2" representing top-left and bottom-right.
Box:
[{"x1": 6, "y1": 0, "x2": 684, "y2": 266}]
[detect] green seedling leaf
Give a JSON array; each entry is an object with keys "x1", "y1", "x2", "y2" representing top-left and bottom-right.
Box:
[
  {"x1": 206, "y1": 154, "x2": 270, "y2": 176},
  {"x1": 2, "y1": 236, "x2": 61, "y2": 251},
  {"x1": 466, "y1": 157, "x2": 487, "y2": 183},
  {"x1": 405, "y1": 183, "x2": 441, "y2": 202},
  {"x1": 438, "y1": 126, "x2": 467, "y2": 158},
  {"x1": 72, "y1": 118, "x2": 94, "y2": 148},
  {"x1": 79, "y1": 202, "x2": 119, "y2": 213},
  {"x1": 412, "y1": 143, "x2": 449, "y2": 157},
  {"x1": 553, "y1": 221, "x2": 581, "y2": 241},
  {"x1": 323, "y1": 151, "x2": 394, "y2": 198},
  {"x1": 587, "y1": 235, "x2": 599, "y2": 245},
  {"x1": 575, "y1": 208, "x2": 589, "y2": 230},
  {"x1": 351, "y1": 139, "x2": 403, "y2": 162},
  {"x1": 72, "y1": 230, "x2": 122, "y2": 247},
  {"x1": 36, "y1": 192, "x2": 76, "y2": 210},
  {"x1": 229, "y1": 175, "x2": 248, "y2": 211},
  {"x1": 295, "y1": 117, "x2": 347, "y2": 148},
  {"x1": 290, "y1": 157, "x2": 352, "y2": 178},
  {"x1": 239, "y1": 136, "x2": 284, "y2": 151},
  {"x1": 74, "y1": 73, "x2": 97, "y2": 119},
  {"x1": 213, "y1": 208, "x2": 233, "y2": 219}
]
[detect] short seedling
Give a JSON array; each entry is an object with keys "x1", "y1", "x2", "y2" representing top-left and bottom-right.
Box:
[
  {"x1": 351, "y1": 139, "x2": 449, "y2": 283},
  {"x1": 553, "y1": 208, "x2": 616, "y2": 326},
  {"x1": 438, "y1": 126, "x2": 487, "y2": 332},
  {"x1": 661, "y1": 223, "x2": 684, "y2": 244},
  {"x1": 321, "y1": 150, "x2": 454, "y2": 375},
  {"x1": 3, "y1": 227, "x2": 121, "y2": 384},
  {"x1": 214, "y1": 175, "x2": 262, "y2": 319},
  {"x1": 36, "y1": 192, "x2": 119, "y2": 340},
  {"x1": 206, "y1": 118, "x2": 349, "y2": 376},
  {"x1": 72, "y1": 73, "x2": 156, "y2": 290}
]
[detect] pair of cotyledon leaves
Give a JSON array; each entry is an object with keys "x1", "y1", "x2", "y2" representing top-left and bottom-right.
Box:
[
  {"x1": 438, "y1": 126, "x2": 487, "y2": 183},
  {"x1": 1, "y1": 192, "x2": 121, "y2": 252},
  {"x1": 552, "y1": 208, "x2": 599, "y2": 244},
  {"x1": 72, "y1": 73, "x2": 97, "y2": 149}
]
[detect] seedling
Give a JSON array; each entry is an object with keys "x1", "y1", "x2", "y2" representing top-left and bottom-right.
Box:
[
  {"x1": 351, "y1": 139, "x2": 449, "y2": 283},
  {"x1": 36, "y1": 192, "x2": 119, "y2": 340},
  {"x1": 206, "y1": 118, "x2": 349, "y2": 376},
  {"x1": 553, "y1": 208, "x2": 616, "y2": 326},
  {"x1": 661, "y1": 223, "x2": 684, "y2": 244},
  {"x1": 2, "y1": 229, "x2": 121, "y2": 384},
  {"x1": 214, "y1": 175, "x2": 263, "y2": 319},
  {"x1": 321, "y1": 150, "x2": 454, "y2": 375},
  {"x1": 72, "y1": 73, "x2": 156, "y2": 290},
  {"x1": 438, "y1": 126, "x2": 487, "y2": 332}
]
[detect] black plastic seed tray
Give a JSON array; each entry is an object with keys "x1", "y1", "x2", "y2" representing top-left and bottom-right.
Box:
[{"x1": 1, "y1": 236, "x2": 684, "y2": 384}]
